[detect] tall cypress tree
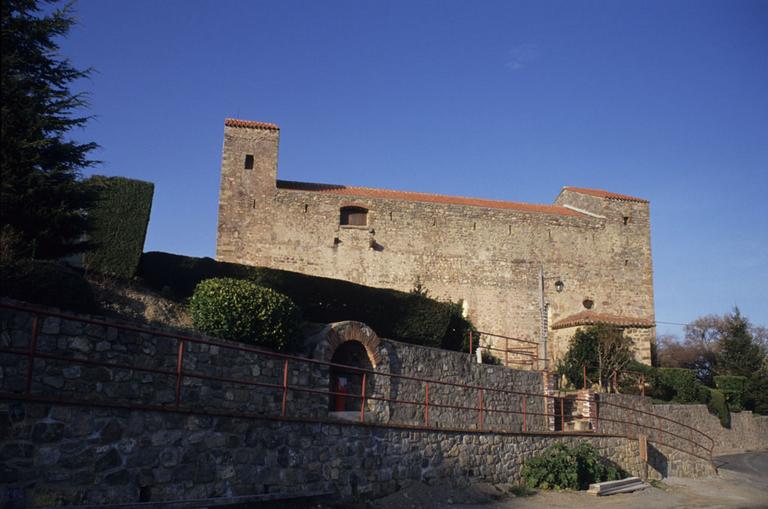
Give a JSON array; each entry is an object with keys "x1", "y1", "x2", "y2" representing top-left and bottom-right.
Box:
[{"x1": 1, "y1": 0, "x2": 97, "y2": 260}]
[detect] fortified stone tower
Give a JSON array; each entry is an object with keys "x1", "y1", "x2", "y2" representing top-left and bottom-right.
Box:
[
  {"x1": 552, "y1": 187, "x2": 656, "y2": 364},
  {"x1": 216, "y1": 119, "x2": 280, "y2": 260}
]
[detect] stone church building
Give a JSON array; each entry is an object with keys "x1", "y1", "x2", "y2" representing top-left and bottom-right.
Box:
[{"x1": 216, "y1": 119, "x2": 656, "y2": 367}]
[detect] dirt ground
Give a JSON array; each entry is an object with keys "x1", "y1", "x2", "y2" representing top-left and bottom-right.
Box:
[
  {"x1": 311, "y1": 453, "x2": 768, "y2": 509},
  {"x1": 350, "y1": 473, "x2": 768, "y2": 509}
]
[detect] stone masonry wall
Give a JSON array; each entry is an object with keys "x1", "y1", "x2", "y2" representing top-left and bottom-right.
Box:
[
  {"x1": 1, "y1": 306, "x2": 546, "y2": 434},
  {"x1": 0, "y1": 306, "x2": 329, "y2": 420},
  {"x1": 655, "y1": 404, "x2": 768, "y2": 454},
  {"x1": 0, "y1": 305, "x2": 724, "y2": 507},
  {"x1": 377, "y1": 338, "x2": 547, "y2": 432},
  {"x1": 599, "y1": 393, "x2": 768, "y2": 475},
  {"x1": 1, "y1": 401, "x2": 645, "y2": 508},
  {"x1": 216, "y1": 122, "x2": 656, "y2": 365}
]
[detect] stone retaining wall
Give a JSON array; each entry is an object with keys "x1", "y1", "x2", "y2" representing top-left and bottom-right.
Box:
[
  {"x1": 654, "y1": 403, "x2": 768, "y2": 454},
  {"x1": 377, "y1": 336, "x2": 547, "y2": 431},
  {"x1": 1, "y1": 401, "x2": 644, "y2": 507},
  {"x1": 0, "y1": 305, "x2": 746, "y2": 507},
  {"x1": 599, "y1": 393, "x2": 768, "y2": 473},
  {"x1": 1, "y1": 307, "x2": 547, "y2": 433},
  {"x1": 0, "y1": 307, "x2": 329, "y2": 419}
]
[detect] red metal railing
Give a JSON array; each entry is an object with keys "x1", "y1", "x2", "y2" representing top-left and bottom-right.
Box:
[
  {"x1": 577, "y1": 365, "x2": 647, "y2": 396},
  {"x1": 470, "y1": 330, "x2": 541, "y2": 369},
  {"x1": 0, "y1": 302, "x2": 714, "y2": 467}
]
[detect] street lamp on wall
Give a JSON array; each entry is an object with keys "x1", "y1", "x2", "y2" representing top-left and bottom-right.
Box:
[{"x1": 554, "y1": 280, "x2": 565, "y2": 293}]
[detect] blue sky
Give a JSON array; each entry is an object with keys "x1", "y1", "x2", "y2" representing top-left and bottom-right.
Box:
[{"x1": 58, "y1": 0, "x2": 767, "y2": 333}]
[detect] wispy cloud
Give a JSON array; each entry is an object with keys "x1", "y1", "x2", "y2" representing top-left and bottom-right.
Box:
[{"x1": 505, "y1": 44, "x2": 540, "y2": 71}]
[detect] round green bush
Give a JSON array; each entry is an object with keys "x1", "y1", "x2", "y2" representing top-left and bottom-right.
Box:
[
  {"x1": 0, "y1": 260, "x2": 97, "y2": 313},
  {"x1": 188, "y1": 278, "x2": 302, "y2": 351}
]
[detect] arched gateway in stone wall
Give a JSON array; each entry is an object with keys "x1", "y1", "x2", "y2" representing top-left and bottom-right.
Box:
[{"x1": 310, "y1": 321, "x2": 390, "y2": 421}]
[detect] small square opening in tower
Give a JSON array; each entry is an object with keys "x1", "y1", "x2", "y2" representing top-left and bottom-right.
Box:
[{"x1": 244, "y1": 154, "x2": 254, "y2": 170}]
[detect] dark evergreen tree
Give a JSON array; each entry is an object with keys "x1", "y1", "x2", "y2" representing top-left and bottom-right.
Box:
[
  {"x1": 1, "y1": 0, "x2": 96, "y2": 260},
  {"x1": 717, "y1": 308, "x2": 762, "y2": 378}
]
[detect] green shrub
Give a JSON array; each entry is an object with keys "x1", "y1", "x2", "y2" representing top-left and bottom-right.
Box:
[
  {"x1": 617, "y1": 360, "x2": 655, "y2": 395},
  {"x1": 84, "y1": 176, "x2": 154, "y2": 278},
  {"x1": 0, "y1": 260, "x2": 97, "y2": 313},
  {"x1": 558, "y1": 328, "x2": 599, "y2": 388},
  {"x1": 744, "y1": 373, "x2": 768, "y2": 415},
  {"x1": 714, "y1": 375, "x2": 747, "y2": 412},
  {"x1": 657, "y1": 368, "x2": 699, "y2": 403},
  {"x1": 695, "y1": 384, "x2": 712, "y2": 405},
  {"x1": 521, "y1": 442, "x2": 622, "y2": 490},
  {"x1": 706, "y1": 388, "x2": 731, "y2": 428},
  {"x1": 139, "y1": 252, "x2": 474, "y2": 349},
  {"x1": 481, "y1": 349, "x2": 502, "y2": 365},
  {"x1": 441, "y1": 303, "x2": 476, "y2": 352},
  {"x1": 558, "y1": 325, "x2": 632, "y2": 389},
  {"x1": 188, "y1": 278, "x2": 301, "y2": 351}
]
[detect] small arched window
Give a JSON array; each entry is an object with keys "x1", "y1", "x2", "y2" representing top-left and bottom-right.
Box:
[{"x1": 340, "y1": 206, "x2": 368, "y2": 226}]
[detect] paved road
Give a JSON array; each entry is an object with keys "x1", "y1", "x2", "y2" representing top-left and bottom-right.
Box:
[{"x1": 715, "y1": 451, "x2": 768, "y2": 489}]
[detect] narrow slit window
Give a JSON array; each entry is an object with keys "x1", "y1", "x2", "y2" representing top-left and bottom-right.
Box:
[
  {"x1": 244, "y1": 154, "x2": 254, "y2": 170},
  {"x1": 623, "y1": 216, "x2": 630, "y2": 225},
  {"x1": 340, "y1": 206, "x2": 368, "y2": 226}
]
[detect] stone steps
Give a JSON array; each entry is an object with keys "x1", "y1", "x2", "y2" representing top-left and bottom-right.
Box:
[{"x1": 587, "y1": 476, "x2": 646, "y2": 496}]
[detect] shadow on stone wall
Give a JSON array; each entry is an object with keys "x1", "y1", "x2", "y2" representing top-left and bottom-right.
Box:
[{"x1": 647, "y1": 442, "x2": 668, "y2": 478}]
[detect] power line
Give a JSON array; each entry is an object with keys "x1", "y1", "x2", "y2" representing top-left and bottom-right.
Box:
[{"x1": 655, "y1": 321, "x2": 690, "y2": 327}]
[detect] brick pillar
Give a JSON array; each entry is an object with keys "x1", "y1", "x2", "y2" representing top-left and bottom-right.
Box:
[
  {"x1": 543, "y1": 371, "x2": 557, "y2": 431},
  {"x1": 577, "y1": 389, "x2": 598, "y2": 431}
]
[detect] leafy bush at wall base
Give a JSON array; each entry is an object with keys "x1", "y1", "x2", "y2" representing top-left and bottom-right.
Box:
[
  {"x1": 138, "y1": 251, "x2": 475, "y2": 349},
  {"x1": 0, "y1": 260, "x2": 97, "y2": 313},
  {"x1": 521, "y1": 442, "x2": 622, "y2": 490},
  {"x1": 84, "y1": 176, "x2": 154, "y2": 278},
  {"x1": 714, "y1": 375, "x2": 747, "y2": 412},
  {"x1": 188, "y1": 278, "x2": 301, "y2": 352}
]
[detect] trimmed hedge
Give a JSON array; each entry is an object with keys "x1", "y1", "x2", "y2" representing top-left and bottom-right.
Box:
[
  {"x1": 706, "y1": 388, "x2": 731, "y2": 428},
  {"x1": 84, "y1": 176, "x2": 154, "y2": 278},
  {"x1": 622, "y1": 361, "x2": 733, "y2": 427},
  {"x1": 714, "y1": 375, "x2": 747, "y2": 412},
  {"x1": 745, "y1": 373, "x2": 768, "y2": 415},
  {"x1": 138, "y1": 252, "x2": 474, "y2": 349},
  {"x1": 657, "y1": 368, "x2": 699, "y2": 403},
  {"x1": 0, "y1": 260, "x2": 97, "y2": 313},
  {"x1": 188, "y1": 278, "x2": 301, "y2": 351},
  {"x1": 521, "y1": 442, "x2": 622, "y2": 490}
]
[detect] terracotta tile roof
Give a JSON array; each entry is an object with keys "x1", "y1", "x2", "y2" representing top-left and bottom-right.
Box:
[
  {"x1": 563, "y1": 187, "x2": 648, "y2": 203},
  {"x1": 224, "y1": 118, "x2": 280, "y2": 130},
  {"x1": 551, "y1": 310, "x2": 655, "y2": 329},
  {"x1": 277, "y1": 180, "x2": 583, "y2": 216}
]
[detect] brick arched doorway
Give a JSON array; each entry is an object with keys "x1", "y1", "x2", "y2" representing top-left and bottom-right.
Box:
[
  {"x1": 329, "y1": 340, "x2": 372, "y2": 411},
  {"x1": 311, "y1": 321, "x2": 385, "y2": 416}
]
